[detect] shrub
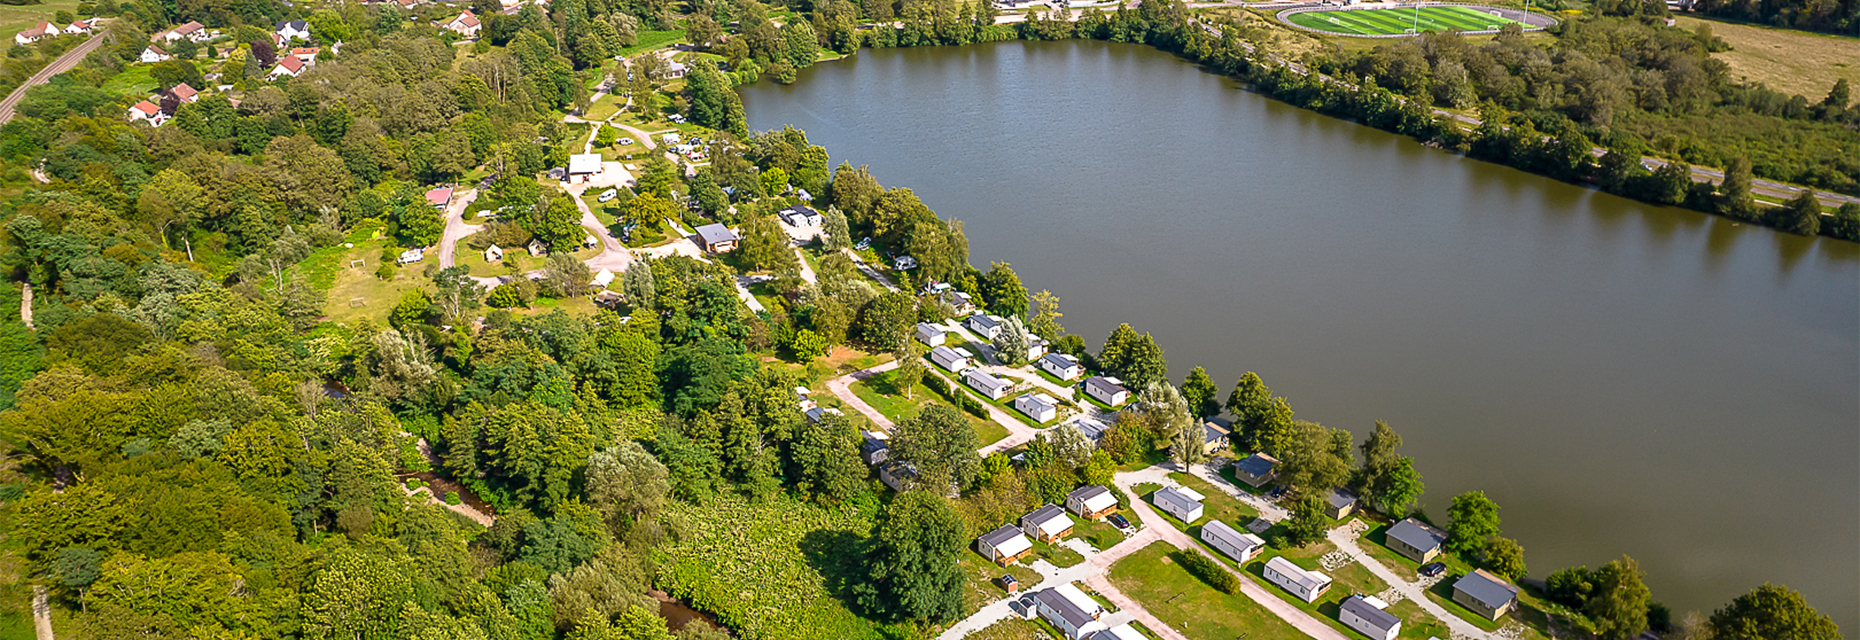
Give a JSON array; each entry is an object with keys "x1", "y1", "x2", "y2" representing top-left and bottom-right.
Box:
[
  {"x1": 1176, "y1": 551, "x2": 1241, "y2": 594},
  {"x1": 443, "y1": 491, "x2": 462, "y2": 505}
]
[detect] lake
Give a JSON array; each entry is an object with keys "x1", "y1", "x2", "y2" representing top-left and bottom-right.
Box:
[{"x1": 739, "y1": 40, "x2": 1859, "y2": 628}]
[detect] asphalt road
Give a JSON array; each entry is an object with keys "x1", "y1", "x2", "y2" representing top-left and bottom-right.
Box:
[{"x1": 0, "y1": 28, "x2": 110, "y2": 125}]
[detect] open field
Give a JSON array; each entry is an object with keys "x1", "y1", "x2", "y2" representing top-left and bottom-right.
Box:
[
  {"x1": 1287, "y1": 5, "x2": 1525, "y2": 35},
  {"x1": 1107, "y1": 544, "x2": 1309, "y2": 640},
  {"x1": 849, "y1": 370, "x2": 1010, "y2": 444},
  {"x1": 0, "y1": 0, "x2": 80, "y2": 44},
  {"x1": 1675, "y1": 16, "x2": 1860, "y2": 104}
]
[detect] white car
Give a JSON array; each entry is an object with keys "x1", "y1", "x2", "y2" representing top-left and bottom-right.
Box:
[{"x1": 597, "y1": 189, "x2": 619, "y2": 203}]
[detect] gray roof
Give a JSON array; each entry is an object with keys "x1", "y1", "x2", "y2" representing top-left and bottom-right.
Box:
[
  {"x1": 861, "y1": 435, "x2": 888, "y2": 455},
  {"x1": 1072, "y1": 418, "x2": 1108, "y2": 441},
  {"x1": 968, "y1": 314, "x2": 1001, "y2": 330},
  {"x1": 1041, "y1": 352, "x2": 1079, "y2": 370},
  {"x1": 1265, "y1": 556, "x2": 1331, "y2": 592},
  {"x1": 1342, "y1": 595, "x2": 1401, "y2": 633},
  {"x1": 1201, "y1": 519, "x2": 1262, "y2": 554},
  {"x1": 1033, "y1": 588, "x2": 1096, "y2": 629},
  {"x1": 1387, "y1": 518, "x2": 1446, "y2": 553},
  {"x1": 1067, "y1": 484, "x2": 1111, "y2": 504},
  {"x1": 966, "y1": 370, "x2": 1010, "y2": 393},
  {"x1": 1153, "y1": 486, "x2": 1201, "y2": 514},
  {"x1": 1024, "y1": 504, "x2": 1068, "y2": 528},
  {"x1": 929, "y1": 345, "x2": 964, "y2": 363},
  {"x1": 1083, "y1": 376, "x2": 1126, "y2": 397},
  {"x1": 1328, "y1": 487, "x2": 1357, "y2": 509},
  {"x1": 1234, "y1": 452, "x2": 1279, "y2": 478},
  {"x1": 1203, "y1": 422, "x2": 1228, "y2": 444},
  {"x1": 916, "y1": 322, "x2": 945, "y2": 335},
  {"x1": 695, "y1": 223, "x2": 738, "y2": 245},
  {"x1": 979, "y1": 524, "x2": 1025, "y2": 548},
  {"x1": 1017, "y1": 393, "x2": 1056, "y2": 413},
  {"x1": 1453, "y1": 569, "x2": 1520, "y2": 610},
  {"x1": 276, "y1": 19, "x2": 307, "y2": 30}
]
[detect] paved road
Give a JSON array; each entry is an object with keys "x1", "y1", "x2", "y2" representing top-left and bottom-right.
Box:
[
  {"x1": 437, "y1": 188, "x2": 482, "y2": 268},
  {"x1": 826, "y1": 360, "x2": 901, "y2": 429},
  {"x1": 0, "y1": 29, "x2": 109, "y2": 125}
]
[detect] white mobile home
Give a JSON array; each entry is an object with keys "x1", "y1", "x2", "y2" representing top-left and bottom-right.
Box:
[
  {"x1": 929, "y1": 345, "x2": 970, "y2": 371},
  {"x1": 1263, "y1": 556, "x2": 1332, "y2": 603},
  {"x1": 964, "y1": 369, "x2": 1012, "y2": 401},
  {"x1": 1040, "y1": 352, "x2": 1083, "y2": 380},
  {"x1": 1152, "y1": 486, "x2": 1203, "y2": 524},
  {"x1": 1013, "y1": 393, "x2": 1058, "y2": 423},
  {"x1": 1200, "y1": 519, "x2": 1265, "y2": 564}
]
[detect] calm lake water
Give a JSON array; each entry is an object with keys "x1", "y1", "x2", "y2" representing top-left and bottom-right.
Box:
[{"x1": 739, "y1": 40, "x2": 1859, "y2": 628}]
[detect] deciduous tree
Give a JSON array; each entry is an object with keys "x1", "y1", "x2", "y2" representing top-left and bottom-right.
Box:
[
  {"x1": 1708, "y1": 583, "x2": 1841, "y2": 640},
  {"x1": 1446, "y1": 490, "x2": 1502, "y2": 554},
  {"x1": 858, "y1": 491, "x2": 966, "y2": 624}
]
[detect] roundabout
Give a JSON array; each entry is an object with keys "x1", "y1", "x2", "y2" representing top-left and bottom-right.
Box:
[{"x1": 1276, "y1": 3, "x2": 1558, "y2": 37}]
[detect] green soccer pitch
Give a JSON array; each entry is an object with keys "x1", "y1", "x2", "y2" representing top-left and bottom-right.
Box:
[{"x1": 1284, "y1": 5, "x2": 1527, "y2": 36}]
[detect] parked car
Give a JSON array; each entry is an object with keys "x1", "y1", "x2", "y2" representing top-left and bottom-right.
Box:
[
  {"x1": 854, "y1": 237, "x2": 872, "y2": 250},
  {"x1": 1419, "y1": 562, "x2": 1447, "y2": 578},
  {"x1": 1108, "y1": 513, "x2": 1133, "y2": 534},
  {"x1": 597, "y1": 189, "x2": 619, "y2": 203}
]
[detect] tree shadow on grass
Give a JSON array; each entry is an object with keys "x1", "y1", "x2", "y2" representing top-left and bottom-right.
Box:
[{"x1": 799, "y1": 528, "x2": 873, "y2": 614}]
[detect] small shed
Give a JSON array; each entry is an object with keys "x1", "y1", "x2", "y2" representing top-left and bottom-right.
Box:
[
  {"x1": 484, "y1": 245, "x2": 504, "y2": 262},
  {"x1": 1325, "y1": 487, "x2": 1358, "y2": 519}
]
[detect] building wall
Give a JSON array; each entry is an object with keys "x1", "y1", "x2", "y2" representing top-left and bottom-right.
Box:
[{"x1": 1452, "y1": 588, "x2": 1510, "y2": 620}]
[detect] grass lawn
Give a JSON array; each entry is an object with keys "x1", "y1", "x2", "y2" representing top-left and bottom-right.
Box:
[
  {"x1": 1071, "y1": 516, "x2": 1124, "y2": 552},
  {"x1": 1676, "y1": 16, "x2": 1859, "y2": 104},
  {"x1": 657, "y1": 492, "x2": 884, "y2": 640},
  {"x1": 1286, "y1": 5, "x2": 1525, "y2": 36},
  {"x1": 1355, "y1": 520, "x2": 1555, "y2": 640},
  {"x1": 584, "y1": 94, "x2": 626, "y2": 121},
  {"x1": 618, "y1": 29, "x2": 686, "y2": 56},
  {"x1": 849, "y1": 370, "x2": 1007, "y2": 445},
  {"x1": 510, "y1": 294, "x2": 602, "y2": 317},
  {"x1": 1106, "y1": 544, "x2": 1309, "y2": 640},
  {"x1": 957, "y1": 552, "x2": 1041, "y2": 617},
  {"x1": 102, "y1": 65, "x2": 159, "y2": 96},
  {"x1": 964, "y1": 617, "x2": 1048, "y2": 640},
  {"x1": 302, "y1": 222, "x2": 428, "y2": 324},
  {"x1": 1164, "y1": 472, "x2": 1260, "y2": 533},
  {"x1": 1030, "y1": 538, "x2": 1083, "y2": 568}
]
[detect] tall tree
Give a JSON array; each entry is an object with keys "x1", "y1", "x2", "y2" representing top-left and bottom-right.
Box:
[
  {"x1": 1483, "y1": 537, "x2": 1528, "y2": 581},
  {"x1": 1026, "y1": 289, "x2": 1063, "y2": 340},
  {"x1": 978, "y1": 262, "x2": 1027, "y2": 318},
  {"x1": 822, "y1": 206, "x2": 851, "y2": 251},
  {"x1": 991, "y1": 315, "x2": 1033, "y2": 366},
  {"x1": 1275, "y1": 421, "x2": 1352, "y2": 496},
  {"x1": 1708, "y1": 583, "x2": 1841, "y2": 640},
  {"x1": 1773, "y1": 190, "x2": 1821, "y2": 237},
  {"x1": 858, "y1": 491, "x2": 967, "y2": 624},
  {"x1": 1136, "y1": 382, "x2": 1203, "y2": 467},
  {"x1": 1225, "y1": 372, "x2": 1272, "y2": 450},
  {"x1": 890, "y1": 403, "x2": 981, "y2": 492},
  {"x1": 790, "y1": 412, "x2": 866, "y2": 506},
  {"x1": 892, "y1": 344, "x2": 926, "y2": 398},
  {"x1": 1179, "y1": 366, "x2": 1220, "y2": 419},
  {"x1": 1720, "y1": 156, "x2": 1756, "y2": 220},
  {"x1": 1446, "y1": 491, "x2": 1502, "y2": 554},
  {"x1": 739, "y1": 214, "x2": 798, "y2": 272},
  {"x1": 1587, "y1": 556, "x2": 1652, "y2": 640}
]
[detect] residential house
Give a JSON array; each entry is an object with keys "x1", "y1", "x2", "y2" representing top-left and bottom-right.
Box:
[
  {"x1": 139, "y1": 45, "x2": 173, "y2": 63},
  {"x1": 1040, "y1": 353, "x2": 1082, "y2": 380},
  {"x1": 1084, "y1": 624, "x2": 1147, "y2": 640},
  {"x1": 1068, "y1": 417, "x2": 1108, "y2": 443},
  {"x1": 566, "y1": 153, "x2": 602, "y2": 183},
  {"x1": 1201, "y1": 519, "x2": 1265, "y2": 564},
  {"x1": 966, "y1": 314, "x2": 1003, "y2": 339},
  {"x1": 1020, "y1": 504, "x2": 1073, "y2": 542},
  {"x1": 1232, "y1": 452, "x2": 1280, "y2": 488},
  {"x1": 929, "y1": 345, "x2": 970, "y2": 372},
  {"x1": 664, "y1": 61, "x2": 687, "y2": 79},
  {"x1": 63, "y1": 19, "x2": 97, "y2": 36},
  {"x1": 877, "y1": 460, "x2": 917, "y2": 492},
  {"x1": 158, "y1": 21, "x2": 207, "y2": 42},
  {"x1": 1025, "y1": 335, "x2": 1049, "y2": 361},
  {"x1": 1082, "y1": 376, "x2": 1129, "y2": 407},
  {"x1": 424, "y1": 186, "x2": 454, "y2": 209},
  {"x1": 289, "y1": 47, "x2": 320, "y2": 64},
  {"x1": 1451, "y1": 569, "x2": 1520, "y2": 620},
  {"x1": 976, "y1": 524, "x2": 1034, "y2": 566},
  {"x1": 860, "y1": 431, "x2": 889, "y2": 465},
  {"x1": 1065, "y1": 485, "x2": 1118, "y2": 520},
  {"x1": 1326, "y1": 487, "x2": 1358, "y2": 519},
  {"x1": 1013, "y1": 393, "x2": 1058, "y2": 423},
  {"x1": 779, "y1": 205, "x2": 822, "y2": 226},
  {"x1": 1263, "y1": 556, "x2": 1332, "y2": 603},
  {"x1": 915, "y1": 322, "x2": 947, "y2": 347},
  {"x1": 803, "y1": 406, "x2": 841, "y2": 424},
  {"x1": 942, "y1": 290, "x2": 976, "y2": 315},
  {"x1": 275, "y1": 19, "x2": 312, "y2": 42},
  {"x1": 1152, "y1": 486, "x2": 1203, "y2": 524},
  {"x1": 14, "y1": 21, "x2": 56, "y2": 46},
  {"x1": 444, "y1": 11, "x2": 481, "y2": 38},
  {"x1": 1032, "y1": 584, "x2": 1106, "y2": 640},
  {"x1": 964, "y1": 369, "x2": 1012, "y2": 401},
  {"x1": 695, "y1": 224, "x2": 740, "y2": 253},
  {"x1": 268, "y1": 56, "x2": 307, "y2": 79},
  {"x1": 484, "y1": 245, "x2": 504, "y2": 262},
  {"x1": 126, "y1": 100, "x2": 166, "y2": 126},
  {"x1": 1384, "y1": 518, "x2": 1447, "y2": 564},
  {"x1": 1202, "y1": 422, "x2": 1230, "y2": 454},
  {"x1": 1340, "y1": 595, "x2": 1402, "y2": 640},
  {"x1": 165, "y1": 82, "x2": 199, "y2": 104}
]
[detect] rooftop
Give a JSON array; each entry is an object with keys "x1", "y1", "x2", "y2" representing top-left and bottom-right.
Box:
[
  {"x1": 1265, "y1": 556, "x2": 1331, "y2": 592},
  {"x1": 1454, "y1": 569, "x2": 1520, "y2": 610},
  {"x1": 1084, "y1": 376, "x2": 1127, "y2": 396},
  {"x1": 695, "y1": 223, "x2": 739, "y2": 245},
  {"x1": 1342, "y1": 595, "x2": 1402, "y2": 633},
  {"x1": 1387, "y1": 518, "x2": 1447, "y2": 553},
  {"x1": 1041, "y1": 352, "x2": 1080, "y2": 369},
  {"x1": 1202, "y1": 519, "x2": 1264, "y2": 553},
  {"x1": 1234, "y1": 452, "x2": 1280, "y2": 477},
  {"x1": 1153, "y1": 486, "x2": 1201, "y2": 515},
  {"x1": 567, "y1": 153, "x2": 602, "y2": 174}
]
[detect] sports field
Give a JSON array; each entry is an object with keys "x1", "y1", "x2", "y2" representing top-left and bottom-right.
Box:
[{"x1": 1285, "y1": 5, "x2": 1526, "y2": 35}]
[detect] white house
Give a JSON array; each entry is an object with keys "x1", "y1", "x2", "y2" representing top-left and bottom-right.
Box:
[
  {"x1": 484, "y1": 245, "x2": 504, "y2": 263},
  {"x1": 1340, "y1": 595, "x2": 1402, "y2": 640},
  {"x1": 275, "y1": 19, "x2": 312, "y2": 42},
  {"x1": 268, "y1": 56, "x2": 307, "y2": 79},
  {"x1": 1033, "y1": 584, "x2": 1106, "y2": 640},
  {"x1": 860, "y1": 431, "x2": 889, "y2": 465},
  {"x1": 964, "y1": 369, "x2": 1012, "y2": 401},
  {"x1": 1201, "y1": 519, "x2": 1265, "y2": 564},
  {"x1": 166, "y1": 82, "x2": 199, "y2": 104},
  {"x1": 976, "y1": 524, "x2": 1034, "y2": 566},
  {"x1": 929, "y1": 345, "x2": 970, "y2": 372},
  {"x1": 664, "y1": 61, "x2": 687, "y2": 79},
  {"x1": 966, "y1": 314, "x2": 1004, "y2": 339},
  {"x1": 915, "y1": 322, "x2": 947, "y2": 347},
  {"x1": 591, "y1": 268, "x2": 616, "y2": 288},
  {"x1": 1152, "y1": 486, "x2": 1203, "y2": 524},
  {"x1": 157, "y1": 21, "x2": 207, "y2": 42},
  {"x1": 126, "y1": 100, "x2": 166, "y2": 126},
  {"x1": 942, "y1": 290, "x2": 976, "y2": 315},
  {"x1": 1020, "y1": 504, "x2": 1073, "y2": 542},
  {"x1": 1065, "y1": 485, "x2": 1118, "y2": 520},
  {"x1": 1013, "y1": 393, "x2": 1058, "y2": 423},
  {"x1": 566, "y1": 153, "x2": 602, "y2": 184},
  {"x1": 444, "y1": 10, "x2": 482, "y2": 38},
  {"x1": 139, "y1": 45, "x2": 173, "y2": 63},
  {"x1": 63, "y1": 19, "x2": 97, "y2": 36},
  {"x1": 14, "y1": 21, "x2": 55, "y2": 46},
  {"x1": 1083, "y1": 376, "x2": 1129, "y2": 406},
  {"x1": 288, "y1": 47, "x2": 321, "y2": 65},
  {"x1": 1040, "y1": 352, "x2": 1083, "y2": 380},
  {"x1": 1263, "y1": 556, "x2": 1332, "y2": 603}
]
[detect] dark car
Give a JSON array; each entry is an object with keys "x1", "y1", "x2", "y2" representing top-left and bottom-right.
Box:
[
  {"x1": 1419, "y1": 562, "x2": 1447, "y2": 578},
  {"x1": 1266, "y1": 486, "x2": 1289, "y2": 500},
  {"x1": 1108, "y1": 514, "x2": 1133, "y2": 533}
]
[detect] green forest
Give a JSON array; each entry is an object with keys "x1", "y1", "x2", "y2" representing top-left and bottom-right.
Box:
[{"x1": 0, "y1": 0, "x2": 1846, "y2": 638}]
